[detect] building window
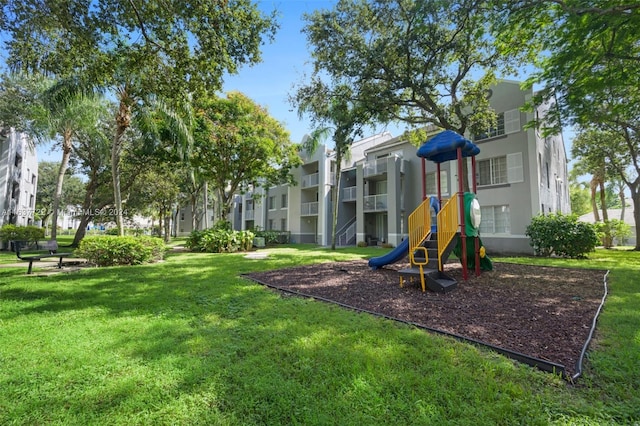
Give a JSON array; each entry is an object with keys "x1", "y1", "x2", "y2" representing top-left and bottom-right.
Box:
[
  {"x1": 281, "y1": 193, "x2": 288, "y2": 209},
  {"x1": 426, "y1": 171, "x2": 448, "y2": 196},
  {"x1": 31, "y1": 174, "x2": 36, "y2": 185},
  {"x1": 474, "y1": 109, "x2": 521, "y2": 141},
  {"x1": 268, "y1": 219, "x2": 274, "y2": 230},
  {"x1": 268, "y1": 196, "x2": 276, "y2": 210},
  {"x1": 29, "y1": 194, "x2": 34, "y2": 208},
  {"x1": 546, "y1": 162, "x2": 550, "y2": 188},
  {"x1": 180, "y1": 211, "x2": 185, "y2": 221},
  {"x1": 479, "y1": 205, "x2": 511, "y2": 234},
  {"x1": 475, "y1": 113, "x2": 505, "y2": 141},
  {"x1": 478, "y1": 157, "x2": 507, "y2": 186},
  {"x1": 281, "y1": 218, "x2": 287, "y2": 231}
]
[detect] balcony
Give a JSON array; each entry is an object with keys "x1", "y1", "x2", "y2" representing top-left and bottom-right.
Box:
[
  {"x1": 342, "y1": 186, "x2": 356, "y2": 202},
  {"x1": 245, "y1": 209, "x2": 255, "y2": 220},
  {"x1": 11, "y1": 169, "x2": 21, "y2": 183},
  {"x1": 300, "y1": 201, "x2": 319, "y2": 216},
  {"x1": 363, "y1": 158, "x2": 388, "y2": 177},
  {"x1": 301, "y1": 173, "x2": 319, "y2": 188},
  {"x1": 363, "y1": 194, "x2": 388, "y2": 212}
]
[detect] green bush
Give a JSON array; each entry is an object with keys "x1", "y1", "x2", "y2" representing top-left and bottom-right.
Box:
[
  {"x1": 186, "y1": 228, "x2": 254, "y2": 253},
  {"x1": 0, "y1": 224, "x2": 45, "y2": 244},
  {"x1": 76, "y1": 236, "x2": 166, "y2": 266},
  {"x1": 526, "y1": 213, "x2": 599, "y2": 258},
  {"x1": 595, "y1": 219, "x2": 633, "y2": 247},
  {"x1": 251, "y1": 227, "x2": 290, "y2": 244}
]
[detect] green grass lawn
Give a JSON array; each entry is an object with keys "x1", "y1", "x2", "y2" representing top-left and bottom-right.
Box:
[{"x1": 0, "y1": 245, "x2": 638, "y2": 425}]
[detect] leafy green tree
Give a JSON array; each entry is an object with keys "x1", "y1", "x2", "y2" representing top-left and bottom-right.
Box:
[
  {"x1": 35, "y1": 162, "x2": 84, "y2": 228},
  {"x1": 568, "y1": 181, "x2": 591, "y2": 217},
  {"x1": 43, "y1": 94, "x2": 108, "y2": 239},
  {"x1": 192, "y1": 92, "x2": 301, "y2": 222},
  {"x1": 493, "y1": 1, "x2": 640, "y2": 250},
  {"x1": 128, "y1": 165, "x2": 180, "y2": 243},
  {"x1": 301, "y1": 0, "x2": 518, "y2": 189},
  {"x1": 0, "y1": 72, "x2": 49, "y2": 138},
  {"x1": 572, "y1": 128, "x2": 633, "y2": 247},
  {"x1": 292, "y1": 80, "x2": 373, "y2": 249},
  {"x1": 2, "y1": 0, "x2": 278, "y2": 235}
]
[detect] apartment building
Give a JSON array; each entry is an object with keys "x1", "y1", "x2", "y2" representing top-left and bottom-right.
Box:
[
  {"x1": 0, "y1": 128, "x2": 38, "y2": 227},
  {"x1": 235, "y1": 80, "x2": 570, "y2": 254}
]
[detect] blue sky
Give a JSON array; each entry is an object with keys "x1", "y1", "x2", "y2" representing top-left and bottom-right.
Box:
[{"x1": 221, "y1": 0, "x2": 404, "y2": 145}]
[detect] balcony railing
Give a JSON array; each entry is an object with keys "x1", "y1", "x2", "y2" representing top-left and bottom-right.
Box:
[
  {"x1": 11, "y1": 169, "x2": 21, "y2": 183},
  {"x1": 342, "y1": 186, "x2": 357, "y2": 201},
  {"x1": 300, "y1": 201, "x2": 319, "y2": 216},
  {"x1": 301, "y1": 173, "x2": 319, "y2": 188},
  {"x1": 363, "y1": 158, "x2": 388, "y2": 177},
  {"x1": 363, "y1": 194, "x2": 388, "y2": 212},
  {"x1": 245, "y1": 210, "x2": 254, "y2": 220}
]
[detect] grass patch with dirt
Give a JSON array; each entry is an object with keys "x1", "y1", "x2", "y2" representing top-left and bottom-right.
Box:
[{"x1": 0, "y1": 245, "x2": 638, "y2": 424}]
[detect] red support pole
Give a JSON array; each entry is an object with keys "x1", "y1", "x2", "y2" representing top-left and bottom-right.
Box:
[
  {"x1": 436, "y1": 162, "x2": 442, "y2": 208},
  {"x1": 421, "y1": 158, "x2": 426, "y2": 201},
  {"x1": 457, "y1": 147, "x2": 467, "y2": 280}
]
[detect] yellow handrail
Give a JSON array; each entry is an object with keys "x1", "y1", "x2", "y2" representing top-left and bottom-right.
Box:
[
  {"x1": 408, "y1": 197, "x2": 432, "y2": 266},
  {"x1": 437, "y1": 194, "x2": 459, "y2": 271}
]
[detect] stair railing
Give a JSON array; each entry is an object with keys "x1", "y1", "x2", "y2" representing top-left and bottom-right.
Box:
[
  {"x1": 436, "y1": 193, "x2": 459, "y2": 271},
  {"x1": 408, "y1": 197, "x2": 432, "y2": 266},
  {"x1": 337, "y1": 219, "x2": 357, "y2": 246}
]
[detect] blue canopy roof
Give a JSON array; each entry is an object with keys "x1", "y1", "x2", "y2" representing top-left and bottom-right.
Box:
[{"x1": 416, "y1": 130, "x2": 480, "y2": 163}]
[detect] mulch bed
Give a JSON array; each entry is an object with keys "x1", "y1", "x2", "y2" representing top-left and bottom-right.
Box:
[{"x1": 244, "y1": 260, "x2": 608, "y2": 378}]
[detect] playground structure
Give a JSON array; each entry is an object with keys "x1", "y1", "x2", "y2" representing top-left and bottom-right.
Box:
[{"x1": 368, "y1": 130, "x2": 492, "y2": 292}]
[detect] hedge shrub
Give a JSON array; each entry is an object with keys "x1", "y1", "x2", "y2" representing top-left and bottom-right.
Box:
[
  {"x1": 0, "y1": 224, "x2": 45, "y2": 244},
  {"x1": 526, "y1": 213, "x2": 599, "y2": 258},
  {"x1": 76, "y1": 236, "x2": 166, "y2": 266},
  {"x1": 186, "y1": 228, "x2": 254, "y2": 253}
]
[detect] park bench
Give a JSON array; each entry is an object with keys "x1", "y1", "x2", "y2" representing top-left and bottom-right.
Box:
[{"x1": 11, "y1": 240, "x2": 75, "y2": 274}]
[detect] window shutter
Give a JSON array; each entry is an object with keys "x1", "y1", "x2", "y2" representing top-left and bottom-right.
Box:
[
  {"x1": 504, "y1": 109, "x2": 521, "y2": 134},
  {"x1": 507, "y1": 152, "x2": 524, "y2": 183}
]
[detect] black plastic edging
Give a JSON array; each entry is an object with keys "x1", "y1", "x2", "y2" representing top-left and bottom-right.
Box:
[
  {"x1": 243, "y1": 274, "x2": 567, "y2": 378},
  {"x1": 571, "y1": 269, "x2": 609, "y2": 382}
]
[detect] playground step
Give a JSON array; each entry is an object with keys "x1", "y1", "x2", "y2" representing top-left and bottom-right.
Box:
[
  {"x1": 398, "y1": 267, "x2": 457, "y2": 293},
  {"x1": 425, "y1": 270, "x2": 457, "y2": 293}
]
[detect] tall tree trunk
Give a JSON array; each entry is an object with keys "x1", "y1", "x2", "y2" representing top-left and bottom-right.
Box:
[
  {"x1": 203, "y1": 181, "x2": 209, "y2": 229},
  {"x1": 462, "y1": 159, "x2": 470, "y2": 193},
  {"x1": 51, "y1": 130, "x2": 73, "y2": 240},
  {"x1": 599, "y1": 180, "x2": 608, "y2": 222},
  {"x1": 72, "y1": 173, "x2": 99, "y2": 247},
  {"x1": 164, "y1": 210, "x2": 171, "y2": 243},
  {"x1": 590, "y1": 178, "x2": 601, "y2": 222},
  {"x1": 598, "y1": 180, "x2": 612, "y2": 248},
  {"x1": 632, "y1": 188, "x2": 640, "y2": 251},
  {"x1": 190, "y1": 193, "x2": 197, "y2": 232},
  {"x1": 619, "y1": 186, "x2": 626, "y2": 221},
  {"x1": 112, "y1": 88, "x2": 132, "y2": 236}
]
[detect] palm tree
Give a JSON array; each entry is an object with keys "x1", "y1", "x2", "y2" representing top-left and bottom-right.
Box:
[
  {"x1": 41, "y1": 92, "x2": 107, "y2": 239},
  {"x1": 47, "y1": 78, "x2": 193, "y2": 236}
]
